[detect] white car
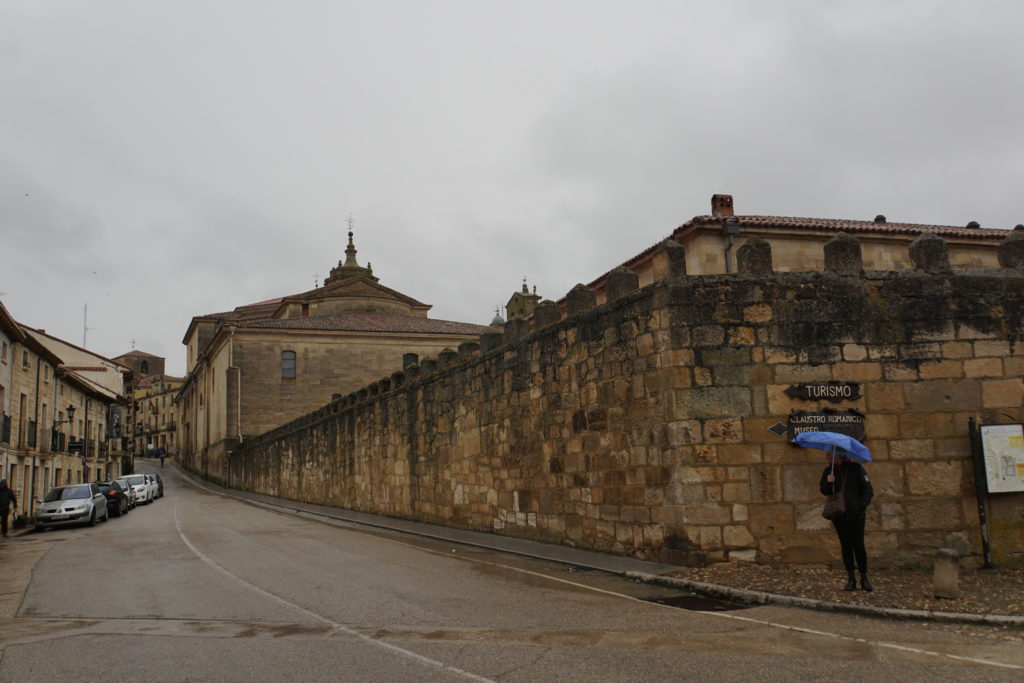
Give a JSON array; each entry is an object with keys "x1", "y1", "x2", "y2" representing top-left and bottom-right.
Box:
[{"x1": 120, "y1": 473, "x2": 154, "y2": 505}]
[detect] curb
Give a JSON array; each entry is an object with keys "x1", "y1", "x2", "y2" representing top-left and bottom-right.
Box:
[
  {"x1": 630, "y1": 572, "x2": 1024, "y2": 626},
  {"x1": 173, "y1": 466, "x2": 1024, "y2": 627}
]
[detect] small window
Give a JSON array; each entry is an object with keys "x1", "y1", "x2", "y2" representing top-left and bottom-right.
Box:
[
  {"x1": 281, "y1": 350, "x2": 296, "y2": 379},
  {"x1": 22, "y1": 350, "x2": 29, "y2": 368},
  {"x1": 141, "y1": 360, "x2": 149, "y2": 374}
]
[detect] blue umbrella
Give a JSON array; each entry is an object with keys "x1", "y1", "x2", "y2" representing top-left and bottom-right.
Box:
[{"x1": 793, "y1": 431, "x2": 872, "y2": 462}]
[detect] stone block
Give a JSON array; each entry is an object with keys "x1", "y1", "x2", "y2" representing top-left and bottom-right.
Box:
[
  {"x1": 750, "y1": 465, "x2": 782, "y2": 503},
  {"x1": 783, "y1": 464, "x2": 824, "y2": 502},
  {"x1": 824, "y1": 232, "x2": 863, "y2": 274},
  {"x1": 717, "y1": 444, "x2": 763, "y2": 465},
  {"x1": 963, "y1": 358, "x2": 1002, "y2": 378},
  {"x1": 729, "y1": 549, "x2": 757, "y2": 562},
  {"x1": 693, "y1": 325, "x2": 725, "y2": 347},
  {"x1": 932, "y1": 548, "x2": 960, "y2": 599},
  {"x1": 867, "y1": 462, "x2": 904, "y2": 498},
  {"x1": 903, "y1": 379, "x2": 981, "y2": 411},
  {"x1": 672, "y1": 387, "x2": 752, "y2": 420},
  {"x1": 667, "y1": 420, "x2": 701, "y2": 446},
  {"x1": 909, "y1": 233, "x2": 952, "y2": 273},
  {"x1": 832, "y1": 362, "x2": 882, "y2": 382},
  {"x1": 566, "y1": 284, "x2": 598, "y2": 317},
  {"x1": 889, "y1": 439, "x2": 934, "y2": 460},
  {"x1": 842, "y1": 343, "x2": 868, "y2": 361},
  {"x1": 743, "y1": 303, "x2": 773, "y2": 323},
  {"x1": 973, "y1": 340, "x2": 1011, "y2": 357},
  {"x1": 781, "y1": 544, "x2": 833, "y2": 564},
  {"x1": 981, "y1": 378, "x2": 1023, "y2": 408},
  {"x1": 905, "y1": 498, "x2": 962, "y2": 530},
  {"x1": 723, "y1": 524, "x2": 755, "y2": 547},
  {"x1": 722, "y1": 481, "x2": 751, "y2": 503},
  {"x1": 865, "y1": 382, "x2": 904, "y2": 411},
  {"x1": 682, "y1": 503, "x2": 732, "y2": 525},
  {"x1": 737, "y1": 236, "x2": 774, "y2": 274},
  {"x1": 795, "y1": 504, "x2": 832, "y2": 532},
  {"x1": 703, "y1": 418, "x2": 743, "y2": 444},
  {"x1": 918, "y1": 360, "x2": 963, "y2": 380},
  {"x1": 747, "y1": 504, "x2": 794, "y2": 536},
  {"x1": 906, "y1": 460, "x2": 962, "y2": 496},
  {"x1": 606, "y1": 267, "x2": 640, "y2": 302},
  {"x1": 773, "y1": 364, "x2": 832, "y2": 383}
]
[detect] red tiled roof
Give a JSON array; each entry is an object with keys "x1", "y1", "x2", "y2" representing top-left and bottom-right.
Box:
[
  {"x1": 683, "y1": 215, "x2": 1013, "y2": 240},
  {"x1": 238, "y1": 312, "x2": 490, "y2": 336}
]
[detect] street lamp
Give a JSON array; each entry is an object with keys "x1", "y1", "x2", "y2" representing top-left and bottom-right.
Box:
[{"x1": 53, "y1": 404, "x2": 76, "y2": 427}]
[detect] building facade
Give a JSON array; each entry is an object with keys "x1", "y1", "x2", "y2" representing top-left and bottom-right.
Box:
[
  {"x1": 177, "y1": 228, "x2": 491, "y2": 484},
  {"x1": 1, "y1": 300, "x2": 128, "y2": 515},
  {"x1": 113, "y1": 350, "x2": 183, "y2": 458}
]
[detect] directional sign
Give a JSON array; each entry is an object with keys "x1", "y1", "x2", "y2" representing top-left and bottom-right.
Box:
[
  {"x1": 788, "y1": 409, "x2": 866, "y2": 441},
  {"x1": 785, "y1": 381, "x2": 861, "y2": 403},
  {"x1": 68, "y1": 440, "x2": 84, "y2": 453}
]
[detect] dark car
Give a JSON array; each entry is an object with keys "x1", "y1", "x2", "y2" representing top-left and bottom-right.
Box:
[
  {"x1": 150, "y1": 473, "x2": 164, "y2": 498},
  {"x1": 98, "y1": 480, "x2": 130, "y2": 517}
]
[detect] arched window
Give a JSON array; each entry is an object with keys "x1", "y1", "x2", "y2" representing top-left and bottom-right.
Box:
[{"x1": 281, "y1": 350, "x2": 296, "y2": 379}]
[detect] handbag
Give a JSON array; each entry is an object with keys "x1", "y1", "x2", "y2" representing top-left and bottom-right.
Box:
[{"x1": 822, "y1": 469, "x2": 847, "y2": 521}]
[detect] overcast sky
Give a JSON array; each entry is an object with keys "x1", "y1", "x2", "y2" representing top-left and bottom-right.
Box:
[{"x1": 2, "y1": 1, "x2": 1022, "y2": 377}]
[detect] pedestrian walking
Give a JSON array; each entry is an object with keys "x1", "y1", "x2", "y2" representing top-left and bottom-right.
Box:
[
  {"x1": 820, "y1": 453, "x2": 874, "y2": 591},
  {"x1": 160, "y1": 453, "x2": 165, "y2": 468},
  {"x1": 0, "y1": 480, "x2": 18, "y2": 538}
]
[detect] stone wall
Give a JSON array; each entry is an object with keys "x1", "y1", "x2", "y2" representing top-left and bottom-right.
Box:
[{"x1": 228, "y1": 232, "x2": 1024, "y2": 568}]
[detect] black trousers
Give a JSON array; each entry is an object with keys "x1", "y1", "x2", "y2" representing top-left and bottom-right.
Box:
[
  {"x1": 1, "y1": 509, "x2": 9, "y2": 537},
  {"x1": 832, "y1": 518, "x2": 867, "y2": 574}
]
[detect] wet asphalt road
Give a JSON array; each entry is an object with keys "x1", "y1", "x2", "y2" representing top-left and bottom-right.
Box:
[{"x1": 0, "y1": 463, "x2": 1021, "y2": 682}]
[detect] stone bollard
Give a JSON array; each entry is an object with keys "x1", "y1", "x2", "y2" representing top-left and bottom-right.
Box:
[{"x1": 932, "y1": 548, "x2": 960, "y2": 599}]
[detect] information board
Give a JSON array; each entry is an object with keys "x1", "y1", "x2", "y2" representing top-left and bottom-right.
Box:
[{"x1": 979, "y1": 424, "x2": 1024, "y2": 494}]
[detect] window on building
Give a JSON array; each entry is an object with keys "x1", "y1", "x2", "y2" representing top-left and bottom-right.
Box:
[
  {"x1": 141, "y1": 360, "x2": 149, "y2": 374},
  {"x1": 281, "y1": 350, "x2": 296, "y2": 379},
  {"x1": 22, "y1": 350, "x2": 29, "y2": 368},
  {"x1": 1, "y1": 340, "x2": 7, "y2": 363}
]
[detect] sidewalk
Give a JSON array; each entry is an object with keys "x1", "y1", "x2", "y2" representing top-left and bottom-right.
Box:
[{"x1": 170, "y1": 464, "x2": 1024, "y2": 627}]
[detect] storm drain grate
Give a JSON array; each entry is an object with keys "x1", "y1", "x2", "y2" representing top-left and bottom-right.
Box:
[{"x1": 643, "y1": 595, "x2": 750, "y2": 611}]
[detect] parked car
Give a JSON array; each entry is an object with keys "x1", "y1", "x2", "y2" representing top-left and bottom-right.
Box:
[
  {"x1": 115, "y1": 478, "x2": 138, "y2": 509},
  {"x1": 120, "y1": 474, "x2": 153, "y2": 505},
  {"x1": 35, "y1": 483, "x2": 109, "y2": 529},
  {"x1": 98, "y1": 480, "x2": 130, "y2": 517},
  {"x1": 145, "y1": 474, "x2": 159, "y2": 501},
  {"x1": 150, "y1": 473, "x2": 164, "y2": 498}
]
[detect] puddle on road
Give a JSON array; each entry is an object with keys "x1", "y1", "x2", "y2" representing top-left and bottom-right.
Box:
[{"x1": 642, "y1": 594, "x2": 750, "y2": 612}]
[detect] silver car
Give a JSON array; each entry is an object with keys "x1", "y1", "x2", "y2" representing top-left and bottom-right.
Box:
[
  {"x1": 116, "y1": 478, "x2": 138, "y2": 508},
  {"x1": 35, "y1": 483, "x2": 109, "y2": 529}
]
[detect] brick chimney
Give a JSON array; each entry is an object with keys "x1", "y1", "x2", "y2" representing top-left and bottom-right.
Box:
[{"x1": 711, "y1": 194, "x2": 734, "y2": 217}]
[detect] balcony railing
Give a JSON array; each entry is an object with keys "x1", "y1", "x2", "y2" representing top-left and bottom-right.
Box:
[{"x1": 1, "y1": 413, "x2": 10, "y2": 445}]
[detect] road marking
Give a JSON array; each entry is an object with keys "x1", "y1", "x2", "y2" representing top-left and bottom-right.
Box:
[{"x1": 173, "y1": 503, "x2": 493, "y2": 683}]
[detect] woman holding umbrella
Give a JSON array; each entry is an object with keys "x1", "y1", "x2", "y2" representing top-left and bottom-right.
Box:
[{"x1": 795, "y1": 432, "x2": 875, "y2": 592}]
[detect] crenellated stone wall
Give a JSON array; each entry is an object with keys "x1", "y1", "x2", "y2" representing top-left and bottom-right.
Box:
[{"x1": 228, "y1": 231, "x2": 1024, "y2": 568}]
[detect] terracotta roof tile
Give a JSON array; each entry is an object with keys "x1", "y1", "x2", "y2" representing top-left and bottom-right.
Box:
[
  {"x1": 239, "y1": 312, "x2": 490, "y2": 336},
  {"x1": 684, "y1": 215, "x2": 1013, "y2": 240}
]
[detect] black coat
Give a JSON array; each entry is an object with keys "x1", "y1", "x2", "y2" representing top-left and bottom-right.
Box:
[
  {"x1": 820, "y1": 461, "x2": 873, "y2": 521},
  {"x1": 0, "y1": 487, "x2": 16, "y2": 512}
]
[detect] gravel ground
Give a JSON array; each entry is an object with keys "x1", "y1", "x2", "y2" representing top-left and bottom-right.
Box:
[{"x1": 666, "y1": 563, "x2": 1024, "y2": 617}]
